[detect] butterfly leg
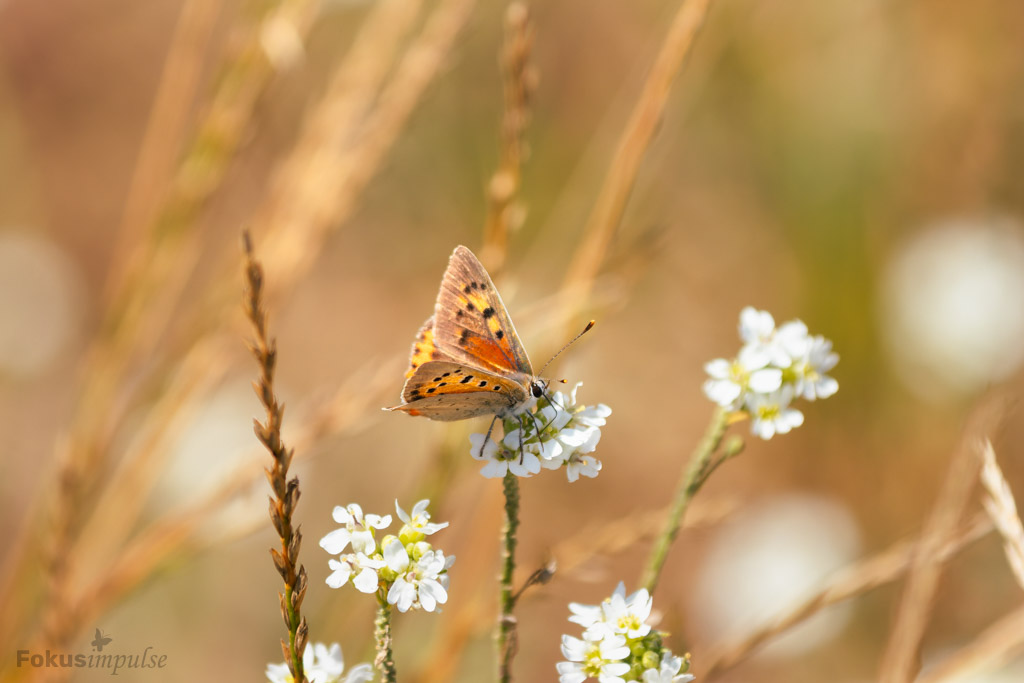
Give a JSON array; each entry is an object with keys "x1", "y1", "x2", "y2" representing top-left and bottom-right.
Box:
[
  {"x1": 516, "y1": 413, "x2": 527, "y2": 464},
  {"x1": 480, "y1": 414, "x2": 501, "y2": 459},
  {"x1": 535, "y1": 388, "x2": 565, "y2": 432}
]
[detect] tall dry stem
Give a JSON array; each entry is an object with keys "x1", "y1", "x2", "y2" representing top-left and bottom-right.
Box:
[
  {"x1": 244, "y1": 233, "x2": 310, "y2": 683},
  {"x1": 481, "y1": 2, "x2": 535, "y2": 274},
  {"x1": 560, "y1": 0, "x2": 713, "y2": 326},
  {"x1": 978, "y1": 439, "x2": 1024, "y2": 591},
  {"x1": 879, "y1": 398, "x2": 1007, "y2": 683},
  {"x1": 28, "y1": 0, "x2": 321, "y2": 653}
]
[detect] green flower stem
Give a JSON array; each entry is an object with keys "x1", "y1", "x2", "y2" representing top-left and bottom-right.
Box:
[
  {"x1": 498, "y1": 470, "x2": 520, "y2": 683},
  {"x1": 374, "y1": 599, "x2": 397, "y2": 683},
  {"x1": 641, "y1": 406, "x2": 731, "y2": 595},
  {"x1": 284, "y1": 583, "x2": 304, "y2": 681}
]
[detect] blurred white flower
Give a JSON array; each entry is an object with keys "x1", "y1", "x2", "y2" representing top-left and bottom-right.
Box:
[
  {"x1": 692, "y1": 493, "x2": 861, "y2": 658},
  {"x1": 703, "y1": 352, "x2": 783, "y2": 410},
  {"x1": 265, "y1": 642, "x2": 373, "y2": 683},
  {"x1": 746, "y1": 386, "x2": 805, "y2": 440},
  {"x1": 703, "y1": 307, "x2": 837, "y2": 438},
  {"x1": 881, "y1": 217, "x2": 1024, "y2": 401},
  {"x1": 740, "y1": 306, "x2": 776, "y2": 345}
]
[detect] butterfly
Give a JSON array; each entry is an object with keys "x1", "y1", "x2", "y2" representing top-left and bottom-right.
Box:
[
  {"x1": 91, "y1": 628, "x2": 112, "y2": 652},
  {"x1": 386, "y1": 245, "x2": 546, "y2": 423}
]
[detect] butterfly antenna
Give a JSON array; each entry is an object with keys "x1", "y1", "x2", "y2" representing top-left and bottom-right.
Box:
[{"x1": 537, "y1": 320, "x2": 595, "y2": 378}]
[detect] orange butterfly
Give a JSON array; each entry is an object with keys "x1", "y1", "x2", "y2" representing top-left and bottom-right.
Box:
[{"x1": 386, "y1": 245, "x2": 546, "y2": 422}]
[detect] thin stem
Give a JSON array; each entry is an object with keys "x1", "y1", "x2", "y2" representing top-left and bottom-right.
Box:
[
  {"x1": 245, "y1": 233, "x2": 308, "y2": 683},
  {"x1": 375, "y1": 599, "x2": 397, "y2": 683},
  {"x1": 498, "y1": 470, "x2": 521, "y2": 683},
  {"x1": 641, "y1": 407, "x2": 730, "y2": 595}
]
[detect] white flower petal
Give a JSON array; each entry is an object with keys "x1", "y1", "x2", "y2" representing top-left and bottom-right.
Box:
[
  {"x1": 703, "y1": 379, "x2": 742, "y2": 406},
  {"x1": 480, "y1": 459, "x2": 508, "y2": 478},
  {"x1": 748, "y1": 367, "x2": 783, "y2": 393},
  {"x1": 352, "y1": 566, "x2": 379, "y2": 593},
  {"x1": 319, "y1": 528, "x2": 353, "y2": 555},
  {"x1": 325, "y1": 559, "x2": 352, "y2": 588},
  {"x1": 344, "y1": 663, "x2": 375, "y2": 683},
  {"x1": 383, "y1": 539, "x2": 410, "y2": 572}
]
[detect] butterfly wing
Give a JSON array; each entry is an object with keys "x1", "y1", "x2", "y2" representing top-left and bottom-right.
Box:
[
  {"x1": 431, "y1": 246, "x2": 534, "y2": 377},
  {"x1": 386, "y1": 361, "x2": 527, "y2": 421},
  {"x1": 404, "y1": 315, "x2": 455, "y2": 378}
]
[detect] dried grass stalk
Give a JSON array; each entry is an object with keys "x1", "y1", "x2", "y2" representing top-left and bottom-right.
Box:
[
  {"x1": 109, "y1": 0, "x2": 221, "y2": 274},
  {"x1": 258, "y1": 0, "x2": 478, "y2": 293},
  {"x1": 978, "y1": 439, "x2": 1024, "y2": 591},
  {"x1": 560, "y1": 0, "x2": 713, "y2": 320},
  {"x1": 481, "y1": 2, "x2": 536, "y2": 274},
  {"x1": 879, "y1": 398, "x2": 1008, "y2": 683},
  {"x1": 27, "y1": 0, "x2": 321, "y2": 653},
  {"x1": 244, "y1": 233, "x2": 309, "y2": 683}
]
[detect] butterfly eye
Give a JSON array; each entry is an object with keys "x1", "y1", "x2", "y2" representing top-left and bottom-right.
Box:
[{"x1": 531, "y1": 381, "x2": 545, "y2": 399}]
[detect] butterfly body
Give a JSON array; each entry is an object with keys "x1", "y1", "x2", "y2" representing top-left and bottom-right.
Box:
[{"x1": 388, "y1": 246, "x2": 544, "y2": 421}]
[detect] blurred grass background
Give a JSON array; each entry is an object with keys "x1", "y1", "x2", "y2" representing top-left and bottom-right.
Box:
[{"x1": 1, "y1": 0, "x2": 1023, "y2": 681}]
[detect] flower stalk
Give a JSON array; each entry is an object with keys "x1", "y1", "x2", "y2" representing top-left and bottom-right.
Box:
[
  {"x1": 498, "y1": 469, "x2": 521, "y2": 682},
  {"x1": 641, "y1": 406, "x2": 733, "y2": 595},
  {"x1": 244, "y1": 232, "x2": 308, "y2": 683},
  {"x1": 374, "y1": 599, "x2": 397, "y2": 683}
]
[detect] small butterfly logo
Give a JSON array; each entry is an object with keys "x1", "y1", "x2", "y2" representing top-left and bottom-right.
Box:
[
  {"x1": 387, "y1": 245, "x2": 546, "y2": 423},
  {"x1": 91, "y1": 628, "x2": 112, "y2": 652}
]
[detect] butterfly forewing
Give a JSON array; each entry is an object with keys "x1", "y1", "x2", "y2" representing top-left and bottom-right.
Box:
[{"x1": 433, "y1": 246, "x2": 533, "y2": 377}]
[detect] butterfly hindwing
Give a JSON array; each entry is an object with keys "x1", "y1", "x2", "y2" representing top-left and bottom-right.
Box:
[
  {"x1": 432, "y1": 246, "x2": 533, "y2": 377},
  {"x1": 388, "y1": 361, "x2": 526, "y2": 421}
]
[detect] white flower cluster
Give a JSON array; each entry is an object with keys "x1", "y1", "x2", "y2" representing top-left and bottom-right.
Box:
[
  {"x1": 470, "y1": 382, "x2": 611, "y2": 481},
  {"x1": 558, "y1": 583, "x2": 694, "y2": 683},
  {"x1": 265, "y1": 642, "x2": 372, "y2": 683},
  {"x1": 703, "y1": 306, "x2": 838, "y2": 440},
  {"x1": 318, "y1": 500, "x2": 454, "y2": 613}
]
